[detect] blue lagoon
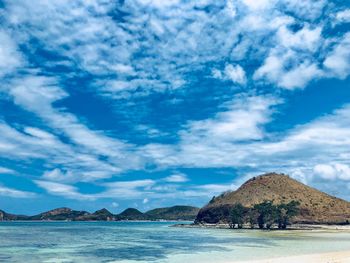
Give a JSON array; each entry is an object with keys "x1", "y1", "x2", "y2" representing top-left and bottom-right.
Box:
[{"x1": 0, "y1": 222, "x2": 350, "y2": 262}]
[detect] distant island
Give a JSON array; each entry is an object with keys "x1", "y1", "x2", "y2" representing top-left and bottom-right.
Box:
[
  {"x1": 195, "y1": 173, "x2": 350, "y2": 228},
  {"x1": 0, "y1": 205, "x2": 199, "y2": 221}
]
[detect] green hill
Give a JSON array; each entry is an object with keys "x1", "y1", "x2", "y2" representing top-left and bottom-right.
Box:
[{"x1": 145, "y1": 206, "x2": 199, "y2": 220}]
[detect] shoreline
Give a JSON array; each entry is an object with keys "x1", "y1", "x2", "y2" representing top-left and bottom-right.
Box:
[
  {"x1": 234, "y1": 250, "x2": 350, "y2": 263},
  {"x1": 173, "y1": 223, "x2": 350, "y2": 230}
]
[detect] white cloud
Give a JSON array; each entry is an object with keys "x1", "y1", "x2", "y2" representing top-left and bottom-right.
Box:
[
  {"x1": 323, "y1": 33, "x2": 350, "y2": 79},
  {"x1": 253, "y1": 24, "x2": 324, "y2": 90},
  {"x1": 334, "y1": 9, "x2": 350, "y2": 24},
  {"x1": 282, "y1": 0, "x2": 326, "y2": 20},
  {"x1": 213, "y1": 64, "x2": 247, "y2": 85},
  {"x1": 104, "y1": 180, "x2": 155, "y2": 189},
  {"x1": 164, "y1": 173, "x2": 188, "y2": 183},
  {"x1": 140, "y1": 95, "x2": 279, "y2": 169},
  {"x1": 42, "y1": 169, "x2": 75, "y2": 182},
  {"x1": 0, "y1": 185, "x2": 36, "y2": 198},
  {"x1": 277, "y1": 25, "x2": 322, "y2": 51},
  {"x1": 35, "y1": 180, "x2": 96, "y2": 200},
  {"x1": 279, "y1": 62, "x2": 322, "y2": 89},
  {"x1": 314, "y1": 163, "x2": 350, "y2": 181},
  {"x1": 143, "y1": 198, "x2": 149, "y2": 204},
  {"x1": 180, "y1": 96, "x2": 277, "y2": 142},
  {"x1": 195, "y1": 183, "x2": 237, "y2": 195},
  {"x1": 242, "y1": 0, "x2": 274, "y2": 10},
  {"x1": 1, "y1": 0, "x2": 342, "y2": 97},
  {"x1": 313, "y1": 164, "x2": 337, "y2": 180},
  {"x1": 1, "y1": 75, "x2": 144, "y2": 181},
  {"x1": 0, "y1": 167, "x2": 15, "y2": 174},
  {"x1": 100, "y1": 180, "x2": 156, "y2": 199},
  {"x1": 0, "y1": 30, "x2": 23, "y2": 77}
]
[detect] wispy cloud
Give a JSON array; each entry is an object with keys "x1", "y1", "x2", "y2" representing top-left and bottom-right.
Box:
[
  {"x1": 35, "y1": 180, "x2": 96, "y2": 201},
  {"x1": 0, "y1": 185, "x2": 36, "y2": 198},
  {"x1": 0, "y1": 167, "x2": 15, "y2": 174},
  {"x1": 0, "y1": 0, "x2": 350, "y2": 205},
  {"x1": 164, "y1": 173, "x2": 188, "y2": 183}
]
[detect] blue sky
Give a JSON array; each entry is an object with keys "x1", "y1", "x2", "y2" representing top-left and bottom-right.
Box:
[{"x1": 0, "y1": 0, "x2": 350, "y2": 215}]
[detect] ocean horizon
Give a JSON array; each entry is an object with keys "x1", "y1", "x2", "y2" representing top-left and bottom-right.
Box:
[{"x1": 1, "y1": 221, "x2": 350, "y2": 262}]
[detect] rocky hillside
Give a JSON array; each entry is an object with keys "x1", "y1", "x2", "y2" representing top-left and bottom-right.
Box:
[{"x1": 196, "y1": 173, "x2": 350, "y2": 224}]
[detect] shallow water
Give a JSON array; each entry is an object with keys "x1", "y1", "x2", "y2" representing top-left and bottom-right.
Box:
[{"x1": 0, "y1": 221, "x2": 350, "y2": 262}]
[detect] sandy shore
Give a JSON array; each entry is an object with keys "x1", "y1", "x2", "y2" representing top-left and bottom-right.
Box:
[{"x1": 236, "y1": 250, "x2": 350, "y2": 263}]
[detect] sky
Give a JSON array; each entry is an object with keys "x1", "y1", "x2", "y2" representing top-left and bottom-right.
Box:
[{"x1": 0, "y1": 0, "x2": 350, "y2": 215}]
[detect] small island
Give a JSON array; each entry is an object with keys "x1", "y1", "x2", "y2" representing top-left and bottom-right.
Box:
[{"x1": 194, "y1": 173, "x2": 350, "y2": 229}]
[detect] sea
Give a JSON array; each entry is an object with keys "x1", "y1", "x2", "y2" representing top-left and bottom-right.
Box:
[{"x1": 0, "y1": 221, "x2": 350, "y2": 262}]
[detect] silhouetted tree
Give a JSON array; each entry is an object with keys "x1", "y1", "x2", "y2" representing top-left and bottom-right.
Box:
[
  {"x1": 254, "y1": 201, "x2": 278, "y2": 229},
  {"x1": 230, "y1": 203, "x2": 245, "y2": 229},
  {"x1": 247, "y1": 209, "x2": 259, "y2": 229},
  {"x1": 276, "y1": 201, "x2": 300, "y2": 229}
]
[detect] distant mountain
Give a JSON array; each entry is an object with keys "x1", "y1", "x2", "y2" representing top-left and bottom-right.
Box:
[
  {"x1": 29, "y1": 207, "x2": 90, "y2": 221},
  {"x1": 0, "y1": 210, "x2": 28, "y2": 220},
  {"x1": 117, "y1": 208, "x2": 145, "y2": 220},
  {"x1": 196, "y1": 173, "x2": 350, "y2": 224},
  {"x1": 76, "y1": 208, "x2": 116, "y2": 221},
  {"x1": 0, "y1": 206, "x2": 200, "y2": 221},
  {"x1": 145, "y1": 206, "x2": 199, "y2": 220}
]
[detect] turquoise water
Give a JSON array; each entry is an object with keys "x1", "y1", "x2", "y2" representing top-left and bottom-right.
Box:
[{"x1": 0, "y1": 222, "x2": 350, "y2": 262}]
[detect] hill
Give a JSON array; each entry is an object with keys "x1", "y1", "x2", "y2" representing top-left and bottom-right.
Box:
[
  {"x1": 195, "y1": 173, "x2": 350, "y2": 224},
  {"x1": 29, "y1": 207, "x2": 90, "y2": 221},
  {"x1": 117, "y1": 208, "x2": 145, "y2": 220},
  {"x1": 0, "y1": 205, "x2": 200, "y2": 221},
  {"x1": 75, "y1": 208, "x2": 116, "y2": 221},
  {"x1": 145, "y1": 206, "x2": 199, "y2": 220},
  {"x1": 0, "y1": 210, "x2": 28, "y2": 220}
]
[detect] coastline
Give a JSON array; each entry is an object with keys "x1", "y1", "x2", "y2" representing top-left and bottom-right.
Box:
[
  {"x1": 235, "y1": 250, "x2": 350, "y2": 263},
  {"x1": 173, "y1": 223, "x2": 350, "y2": 231}
]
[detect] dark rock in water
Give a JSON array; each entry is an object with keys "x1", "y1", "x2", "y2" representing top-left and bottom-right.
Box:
[{"x1": 195, "y1": 173, "x2": 350, "y2": 225}]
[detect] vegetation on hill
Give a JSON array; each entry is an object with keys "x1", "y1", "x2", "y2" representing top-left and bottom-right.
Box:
[
  {"x1": 229, "y1": 201, "x2": 300, "y2": 229},
  {"x1": 0, "y1": 206, "x2": 199, "y2": 221},
  {"x1": 145, "y1": 206, "x2": 200, "y2": 220},
  {"x1": 117, "y1": 208, "x2": 145, "y2": 220},
  {"x1": 196, "y1": 173, "x2": 350, "y2": 225},
  {"x1": 30, "y1": 208, "x2": 89, "y2": 221}
]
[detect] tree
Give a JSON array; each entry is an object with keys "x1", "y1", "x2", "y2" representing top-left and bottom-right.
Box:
[
  {"x1": 230, "y1": 203, "x2": 245, "y2": 229},
  {"x1": 247, "y1": 209, "x2": 259, "y2": 229},
  {"x1": 254, "y1": 201, "x2": 278, "y2": 229},
  {"x1": 276, "y1": 201, "x2": 300, "y2": 229}
]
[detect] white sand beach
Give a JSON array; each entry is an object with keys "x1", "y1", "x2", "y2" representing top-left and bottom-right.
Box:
[{"x1": 237, "y1": 250, "x2": 350, "y2": 263}]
